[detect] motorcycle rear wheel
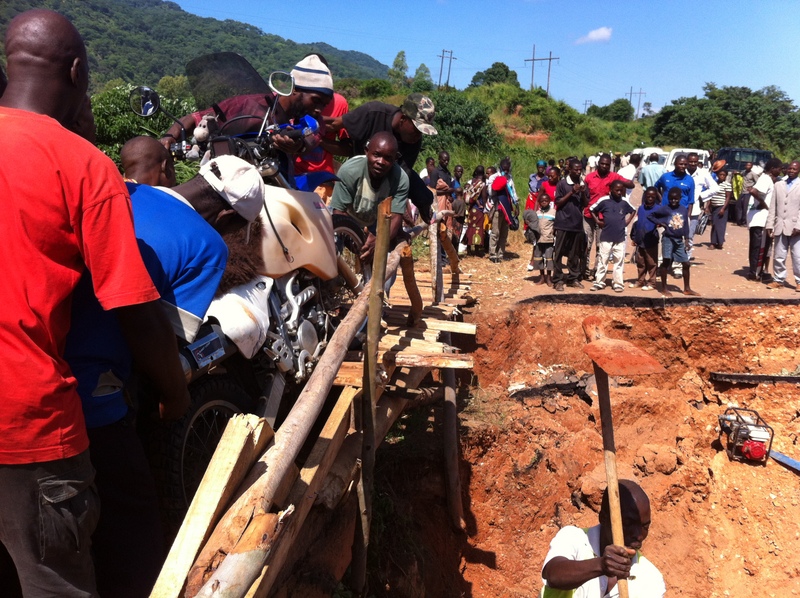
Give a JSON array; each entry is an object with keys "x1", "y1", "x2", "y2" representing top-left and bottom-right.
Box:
[{"x1": 149, "y1": 375, "x2": 255, "y2": 533}]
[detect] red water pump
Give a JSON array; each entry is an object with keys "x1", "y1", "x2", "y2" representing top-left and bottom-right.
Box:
[{"x1": 718, "y1": 407, "x2": 773, "y2": 464}]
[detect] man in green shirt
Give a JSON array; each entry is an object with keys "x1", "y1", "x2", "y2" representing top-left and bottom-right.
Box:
[{"x1": 330, "y1": 131, "x2": 409, "y2": 263}]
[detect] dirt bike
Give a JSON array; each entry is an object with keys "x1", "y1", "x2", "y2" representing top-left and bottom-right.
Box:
[{"x1": 130, "y1": 53, "x2": 366, "y2": 531}]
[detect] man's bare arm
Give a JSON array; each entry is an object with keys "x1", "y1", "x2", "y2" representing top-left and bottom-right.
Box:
[{"x1": 116, "y1": 301, "x2": 190, "y2": 421}]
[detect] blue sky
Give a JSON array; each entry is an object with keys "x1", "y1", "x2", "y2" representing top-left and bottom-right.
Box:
[{"x1": 171, "y1": 0, "x2": 798, "y2": 116}]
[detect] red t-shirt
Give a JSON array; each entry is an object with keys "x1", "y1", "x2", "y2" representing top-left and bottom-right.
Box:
[
  {"x1": 295, "y1": 92, "x2": 349, "y2": 175},
  {"x1": 584, "y1": 171, "x2": 627, "y2": 218},
  {"x1": 0, "y1": 107, "x2": 159, "y2": 464},
  {"x1": 541, "y1": 180, "x2": 558, "y2": 201}
]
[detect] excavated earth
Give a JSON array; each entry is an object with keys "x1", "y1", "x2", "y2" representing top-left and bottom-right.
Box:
[{"x1": 366, "y1": 259, "x2": 800, "y2": 598}]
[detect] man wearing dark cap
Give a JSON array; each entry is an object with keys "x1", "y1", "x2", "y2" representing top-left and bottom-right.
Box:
[
  {"x1": 324, "y1": 92, "x2": 438, "y2": 222},
  {"x1": 0, "y1": 9, "x2": 189, "y2": 595},
  {"x1": 541, "y1": 480, "x2": 666, "y2": 597}
]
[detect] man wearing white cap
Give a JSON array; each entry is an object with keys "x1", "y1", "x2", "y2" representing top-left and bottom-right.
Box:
[
  {"x1": 163, "y1": 55, "x2": 334, "y2": 166},
  {"x1": 63, "y1": 154, "x2": 264, "y2": 597}
]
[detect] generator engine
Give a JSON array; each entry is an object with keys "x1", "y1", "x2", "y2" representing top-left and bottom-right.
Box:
[{"x1": 718, "y1": 407, "x2": 774, "y2": 464}]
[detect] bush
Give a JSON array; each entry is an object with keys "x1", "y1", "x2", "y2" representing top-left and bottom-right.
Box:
[{"x1": 360, "y1": 79, "x2": 393, "y2": 98}]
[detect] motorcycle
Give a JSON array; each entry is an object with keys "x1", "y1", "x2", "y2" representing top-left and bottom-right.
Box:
[{"x1": 130, "y1": 53, "x2": 365, "y2": 530}]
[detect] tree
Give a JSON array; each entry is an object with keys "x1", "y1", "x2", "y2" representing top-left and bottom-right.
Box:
[
  {"x1": 469, "y1": 62, "x2": 520, "y2": 88},
  {"x1": 411, "y1": 63, "x2": 434, "y2": 93},
  {"x1": 641, "y1": 101, "x2": 655, "y2": 117},
  {"x1": 360, "y1": 78, "x2": 393, "y2": 98},
  {"x1": 421, "y1": 90, "x2": 500, "y2": 154},
  {"x1": 587, "y1": 98, "x2": 634, "y2": 122},
  {"x1": 387, "y1": 51, "x2": 409, "y2": 88},
  {"x1": 651, "y1": 83, "x2": 800, "y2": 155},
  {"x1": 157, "y1": 75, "x2": 193, "y2": 101}
]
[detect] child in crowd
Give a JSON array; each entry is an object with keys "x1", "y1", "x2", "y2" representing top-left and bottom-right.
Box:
[
  {"x1": 707, "y1": 168, "x2": 732, "y2": 249},
  {"x1": 629, "y1": 187, "x2": 660, "y2": 290},
  {"x1": 648, "y1": 187, "x2": 700, "y2": 297},
  {"x1": 532, "y1": 192, "x2": 556, "y2": 284},
  {"x1": 590, "y1": 180, "x2": 635, "y2": 292}
]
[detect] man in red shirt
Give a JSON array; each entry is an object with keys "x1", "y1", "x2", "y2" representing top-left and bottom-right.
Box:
[
  {"x1": 0, "y1": 10, "x2": 189, "y2": 595},
  {"x1": 583, "y1": 153, "x2": 634, "y2": 279}
]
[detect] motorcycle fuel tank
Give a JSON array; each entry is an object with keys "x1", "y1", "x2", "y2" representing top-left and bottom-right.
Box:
[{"x1": 258, "y1": 186, "x2": 338, "y2": 281}]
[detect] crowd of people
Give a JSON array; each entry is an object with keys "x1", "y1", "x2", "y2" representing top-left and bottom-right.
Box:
[{"x1": 442, "y1": 148, "x2": 799, "y2": 297}]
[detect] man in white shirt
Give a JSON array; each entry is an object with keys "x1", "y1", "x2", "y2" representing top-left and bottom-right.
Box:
[
  {"x1": 748, "y1": 158, "x2": 783, "y2": 281},
  {"x1": 617, "y1": 154, "x2": 641, "y2": 201},
  {"x1": 541, "y1": 480, "x2": 665, "y2": 598}
]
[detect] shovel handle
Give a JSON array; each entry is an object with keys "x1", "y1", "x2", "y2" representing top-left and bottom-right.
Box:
[{"x1": 594, "y1": 364, "x2": 630, "y2": 598}]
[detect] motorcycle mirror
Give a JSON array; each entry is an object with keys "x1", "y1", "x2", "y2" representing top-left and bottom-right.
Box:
[
  {"x1": 268, "y1": 71, "x2": 294, "y2": 97},
  {"x1": 130, "y1": 86, "x2": 161, "y2": 117}
]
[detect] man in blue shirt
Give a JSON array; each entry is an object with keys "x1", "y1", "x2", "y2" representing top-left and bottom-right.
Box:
[
  {"x1": 655, "y1": 155, "x2": 696, "y2": 209},
  {"x1": 64, "y1": 154, "x2": 264, "y2": 598}
]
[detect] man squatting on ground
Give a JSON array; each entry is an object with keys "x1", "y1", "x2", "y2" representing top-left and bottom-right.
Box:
[
  {"x1": 541, "y1": 480, "x2": 665, "y2": 598},
  {"x1": 0, "y1": 9, "x2": 190, "y2": 596}
]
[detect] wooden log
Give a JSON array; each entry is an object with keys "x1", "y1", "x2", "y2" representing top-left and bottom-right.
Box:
[
  {"x1": 243, "y1": 380, "x2": 354, "y2": 598},
  {"x1": 194, "y1": 506, "x2": 294, "y2": 598},
  {"x1": 429, "y1": 220, "x2": 442, "y2": 305},
  {"x1": 441, "y1": 331, "x2": 466, "y2": 532},
  {"x1": 438, "y1": 223, "x2": 461, "y2": 274},
  {"x1": 150, "y1": 415, "x2": 273, "y2": 598},
  {"x1": 352, "y1": 198, "x2": 392, "y2": 595},
  {"x1": 399, "y1": 244, "x2": 424, "y2": 326}
]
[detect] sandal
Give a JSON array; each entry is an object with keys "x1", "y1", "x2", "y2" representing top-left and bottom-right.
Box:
[{"x1": 613, "y1": 284, "x2": 624, "y2": 293}]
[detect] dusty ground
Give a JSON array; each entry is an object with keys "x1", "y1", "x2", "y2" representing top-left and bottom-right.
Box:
[{"x1": 368, "y1": 191, "x2": 800, "y2": 598}]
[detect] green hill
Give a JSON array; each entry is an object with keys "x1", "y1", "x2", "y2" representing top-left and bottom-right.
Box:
[{"x1": 0, "y1": 0, "x2": 388, "y2": 91}]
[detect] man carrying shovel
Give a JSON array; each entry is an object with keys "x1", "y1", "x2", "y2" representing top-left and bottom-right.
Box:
[{"x1": 540, "y1": 479, "x2": 665, "y2": 597}]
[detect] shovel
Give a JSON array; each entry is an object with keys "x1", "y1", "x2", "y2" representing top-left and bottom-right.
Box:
[{"x1": 582, "y1": 316, "x2": 665, "y2": 598}]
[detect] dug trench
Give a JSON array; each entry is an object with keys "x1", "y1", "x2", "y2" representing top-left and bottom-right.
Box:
[{"x1": 357, "y1": 301, "x2": 800, "y2": 598}]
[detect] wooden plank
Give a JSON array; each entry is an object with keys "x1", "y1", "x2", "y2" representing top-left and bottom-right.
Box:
[
  {"x1": 392, "y1": 352, "x2": 474, "y2": 369},
  {"x1": 244, "y1": 385, "x2": 358, "y2": 598},
  {"x1": 150, "y1": 415, "x2": 273, "y2": 598},
  {"x1": 385, "y1": 318, "x2": 476, "y2": 335}
]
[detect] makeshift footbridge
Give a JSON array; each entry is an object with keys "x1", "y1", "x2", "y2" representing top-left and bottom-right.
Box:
[{"x1": 149, "y1": 208, "x2": 476, "y2": 598}]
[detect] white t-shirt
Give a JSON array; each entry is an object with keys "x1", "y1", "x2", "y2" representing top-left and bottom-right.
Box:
[
  {"x1": 588, "y1": 156, "x2": 598, "y2": 169},
  {"x1": 541, "y1": 525, "x2": 666, "y2": 598},
  {"x1": 748, "y1": 173, "x2": 774, "y2": 228},
  {"x1": 617, "y1": 164, "x2": 637, "y2": 198}
]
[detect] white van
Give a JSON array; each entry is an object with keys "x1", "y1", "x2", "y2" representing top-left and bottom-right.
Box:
[{"x1": 664, "y1": 148, "x2": 710, "y2": 171}]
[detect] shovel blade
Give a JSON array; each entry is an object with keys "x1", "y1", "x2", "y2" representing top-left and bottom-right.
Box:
[{"x1": 583, "y1": 338, "x2": 665, "y2": 376}]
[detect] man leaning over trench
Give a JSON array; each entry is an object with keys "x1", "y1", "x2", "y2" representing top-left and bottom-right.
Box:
[{"x1": 541, "y1": 479, "x2": 666, "y2": 597}]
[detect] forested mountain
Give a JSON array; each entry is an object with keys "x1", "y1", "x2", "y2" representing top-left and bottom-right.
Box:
[{"x1": 0, "y1": 0, "x2": 388, "y2": 91}]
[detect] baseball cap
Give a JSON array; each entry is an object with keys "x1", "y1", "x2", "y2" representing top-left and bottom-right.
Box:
[
  {"x1": 537, "y1": 160, "x2": 547, "y2": 167},
  {"x1": 199, "y1": 155, "x2": 264, "y2": 222},
  {"x1": 401, "y1": 93, "x2": 438, "y2": 135},
  {"x1": 291, "y1": 55, "x2": 334, "y2": 97}
]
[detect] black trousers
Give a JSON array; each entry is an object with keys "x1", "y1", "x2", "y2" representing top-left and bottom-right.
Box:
[
  {"x1": 748, "y1": 226, "x2": 771, "y2": 276},
  {"x1": 553, "y1": 229, "x2": 587, "y2": 284}
]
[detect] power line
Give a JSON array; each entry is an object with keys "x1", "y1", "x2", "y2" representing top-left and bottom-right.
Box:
[{"x1": 524, "y1": 48, "x2": 559, "y2": 96}]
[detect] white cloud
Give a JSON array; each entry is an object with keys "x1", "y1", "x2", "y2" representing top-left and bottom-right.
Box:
[{"x1": 575, "y1": 27, "x2": 613, "y2": 45}]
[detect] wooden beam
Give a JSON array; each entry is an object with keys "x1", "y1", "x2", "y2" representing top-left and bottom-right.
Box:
[
  {"x1": 392, "y1": 353, "x2": 474, "y2": 369},
  {"x1": 244, "y1": 386, "x2": 354, "y2": 598},
  {"x1": 150, "y1": 415, "x2": 273, "y2": 598}
]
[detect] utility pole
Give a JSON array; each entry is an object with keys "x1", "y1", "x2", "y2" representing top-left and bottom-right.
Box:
[
  {"x1": 584, "y1": 100, "x2": 593, "y2": 114},
  {"x1": 524, "y1": 44, "x2": 536, "y2": 90},
  {"x1": 437, "y1": 49, "x2": 446, "y2": 88},
  {"x1": 445, "y1": 51, "x2": 457, "y2": 89},
  {"x1": 437, "y1": 50, "x2": 454, "y2": 89},
  {"x1": 545, "y1": 51, "x2": 555, "y2": 98},
  {"x1": 626, "y1": 86, "x2": 634, "y2": 105},
  {"x1": 524, "y1": 49, "x2": 559, "y2": 96},
  {"x1": 633, "y1": 88, "x2": 646, "y2": 119}
]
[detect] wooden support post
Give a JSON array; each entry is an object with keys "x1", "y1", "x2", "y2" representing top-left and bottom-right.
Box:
[
  {"x1": 150, "y1": 415, "x2": 272, "y2": 598},
  {"x1": 429, "y1": 220, "x2": 443, "y2": 305},
  {"x1": 399, "y1": 244, "x2": 423, "y2": 326},
  {"x1": 439, "y1": 222, "x2": 461, "y2": 274},
  {"x1": 441, "y1": 331, "x2": 466, "y2": 532},
  {"x1": 352, "y1": 198, "x2": 392, "y2": 595}
]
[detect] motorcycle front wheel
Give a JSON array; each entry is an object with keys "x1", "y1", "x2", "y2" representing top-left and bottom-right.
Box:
[{"x1": 149, "y1": 375, "x2": 255, "y2": 534}]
